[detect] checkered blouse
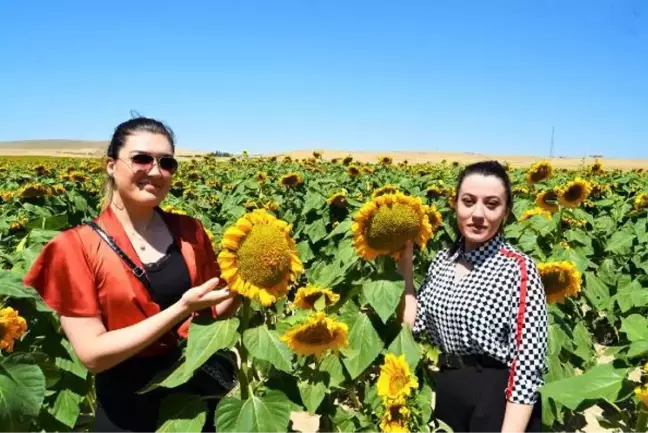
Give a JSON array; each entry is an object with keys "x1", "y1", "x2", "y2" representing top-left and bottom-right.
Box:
[{"x1": 413, "y1": 234, "x2": 548, "y2": 405}]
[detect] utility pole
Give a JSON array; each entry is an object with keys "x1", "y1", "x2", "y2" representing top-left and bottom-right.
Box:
[{"x1": 550, "y1": 126, "x2": 555, "y2": 158}]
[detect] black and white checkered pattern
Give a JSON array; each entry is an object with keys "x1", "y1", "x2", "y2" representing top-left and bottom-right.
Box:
[{"x1": 413, "y1": 234, "x2": 548, "y2": 405}]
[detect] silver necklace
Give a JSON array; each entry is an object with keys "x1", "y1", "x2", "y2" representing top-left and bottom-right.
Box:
[{"x1": 130, "y1": 214, "x2": 156, "y2": 251}]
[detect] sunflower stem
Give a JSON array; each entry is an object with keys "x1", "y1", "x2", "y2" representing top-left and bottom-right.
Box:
[
  {"x1": 636, "y1": 405, "x2": 648, "y2": 433},
  {"x1": 238, "y1": 298, "x2": 254, "y2": 400}
]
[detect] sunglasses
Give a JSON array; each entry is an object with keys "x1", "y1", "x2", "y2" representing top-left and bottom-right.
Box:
[{"x1": 122, "y1": 153, "x2": 179, "y2": 175}]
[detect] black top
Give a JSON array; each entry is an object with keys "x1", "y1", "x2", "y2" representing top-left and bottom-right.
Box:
[{"x1": 94, "y1": 241, "x2": 192, "y2": 432}]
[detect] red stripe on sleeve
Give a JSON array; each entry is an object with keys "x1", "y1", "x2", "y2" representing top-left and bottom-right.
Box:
[{"x1": 500, "y1": 248, "x2": 528, "y2": 400}]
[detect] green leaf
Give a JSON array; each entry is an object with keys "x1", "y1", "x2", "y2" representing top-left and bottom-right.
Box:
[
  {"x1": 140, "y1": 356, "x2": 191, "y2": 393},
  {"x1": 304, "y1": 219, "x2": 328, "y2": 244},
  {"x1": 605, "y1": 229, "x2": 634, "y2": 255},
  {"x1": 362, "y1": 279, "x2": 405, "y2": 324},
  {"x1": 627, "y1": 341, "x2": 648, "y2": 359},
  {"x1": 215, "y1": 390, "x2": 293, "y2": 432},
  {"x1": 51, "y1": 339, "x2": 87, "y2": 380},
  {"x1": 342, "y1": 313, "x2": 384, "y2": 379},
  {"x1": 296, "y1": 241, "x2": 315, "y2": 263},
  {"x1": 619, "y1": 314, "x2": 648, "y2": 342},
  {"x1": 73, "y1": 196, "x2": 88, "y2": 212},
  {"x1": 319, "y1": 354, "x2": 345, "y2": 388},
  {"x1": 517, "y1": 233, "x2": 539, "y2": 254},
  {"x1": 325, "y1": 219, "x2": 352, "y2": 240},
  {"x1": 0, "y1": 271, "x2": 53, "y2": 313},
  {"x1": 416, "y1": 383, "x2": 433, "y2": 424},
  {"x1": 596, "y1": 259, "x2": 618, "y2": 287},
  {"x1": 157, "y1": 393, "x2": 207, "y2": 433},
  {"x1": 298, "y1": 380, "x2": 327, "y2": 414},
  {"x1": 186, "y1": 317, "x2": 240, "y2": 373},
  {"x1": 584, "y1": 273, "x2": 611, "y2": 311},
  {"x1": 635, "y1": 219, "x2": 648, "y2": 243},
  {"x1": 571, "y1": 322, "x2": 593, "y2": 362},
  {"x1": 548, "y1": 323, "x2": 569, "y2": 357},
  {"x1": 593, "y1": 216, "x2": 616, "y2": 234},
  {"x1": 302, "y1": 191, "x2": 326, "y2": 215},
  {"x1": 243, "y1": 325, "x2": 293, "y2": 373},
  {"x1": 387, "y1": 324, "x2": 422, "y2": 370},
  {"x1": 565, "y1": 229, "x2": 592, "y2": 250},
  {"x1": 0, "y1": 353, "x2": 46, "y2": 431},
  {"x1": 47, "y1": 389, "x2": 83, "y2": 429},
  {"x1": 615, "y1": 279, "x2": 648, "y2": 312},
  {"x1": 307, "y1": 260, "x2": 346, "y2": 288},
  {"x1": 541, "y1": 364, "x2": 629, "y2": 410}
]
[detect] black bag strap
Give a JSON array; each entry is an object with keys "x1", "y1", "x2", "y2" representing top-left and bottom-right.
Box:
[{"x1": 87, "y1": 221, "x2": 151, "y2": 289}]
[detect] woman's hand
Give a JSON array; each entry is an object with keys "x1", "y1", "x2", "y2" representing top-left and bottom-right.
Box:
[
  {"x1": 397, "y1": 240, "x2": 414, "y2": 277},
  {"x1": 180, "y1": 277, "x2": 235, "y2": 314}
]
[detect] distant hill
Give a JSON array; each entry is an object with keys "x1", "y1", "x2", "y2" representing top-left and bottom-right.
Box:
[{"x1": 0, "y1": 140, "x2": 205, "y2": 158}]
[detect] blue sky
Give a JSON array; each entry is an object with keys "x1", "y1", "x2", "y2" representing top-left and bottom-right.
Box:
[{"x1": 1, "y1": 1, "x2": 646, "y2": 158}]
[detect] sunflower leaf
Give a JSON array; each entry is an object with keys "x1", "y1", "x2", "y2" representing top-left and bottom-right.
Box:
[
  {"x1": 362, "y1": 279, "x2": 405, "y2": 324},
  {"x1": 342, "y1": 313, "x2": 384, "y2": 379},
  {"x1": 186, "y1": 317, "x2": 240, "y2": 374},
  {"x1": 604, "y1": 228, "x2": 635, "y2": 256},
  {"x1": 215, "y1": 390, "x2": 293, "y2": 432},
  {"x1": 298, "y1": 379, "x2": 327, "y2": 414},
  {"x1": 619, "y1": 314, "x2": 648, "y2": 342},
  {"x1": 387, "y1": 324, "x2": 421, "y2": 371},
  {"x1": 319, "y1": 354, "x2": 345, "y2": 387},
  {"x1": 243, "y1": 325, "x2": 293, "y2": 373},
  {"x1": 157, "y1": 393, "x2": 207, "y2": 433},
  {"x1": 0, "y1": 353, "x2": 46, "y2": 432},
  {"x1": 584, "y1": 274, "x2": 611, "y2": 311}
]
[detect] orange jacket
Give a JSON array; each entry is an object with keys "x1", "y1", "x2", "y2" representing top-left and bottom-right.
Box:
[{"x1": 23, "y1": 206, "x2": 222, "y2": 357}]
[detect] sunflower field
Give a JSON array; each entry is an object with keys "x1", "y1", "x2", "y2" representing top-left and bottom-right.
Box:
[{"x1": 1, "y1": 154, "x2": 648, "y2": 432}]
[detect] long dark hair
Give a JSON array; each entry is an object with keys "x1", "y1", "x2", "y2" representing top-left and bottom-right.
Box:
[
  {"x1": 449, "y1": 160, "x2": 513, "y2": 253},
  {"x1": 102, "y1": 116, "x2": 176, "y2": 210}
]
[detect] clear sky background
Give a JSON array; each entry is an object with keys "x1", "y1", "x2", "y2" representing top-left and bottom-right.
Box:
[{"x1": 1, "y1": 1, "x2": 646, "y2": 158}]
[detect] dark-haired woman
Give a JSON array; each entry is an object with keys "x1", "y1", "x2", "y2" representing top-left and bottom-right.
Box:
[
  {"x1": 24, "y1": 117, "x2": 240, "y2": 431},
  {"x1": 398, "y1": 161, "x2": 547, "y2": 432}
]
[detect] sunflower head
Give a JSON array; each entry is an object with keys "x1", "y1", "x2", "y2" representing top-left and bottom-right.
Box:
[
  {"x1": 379, "y1": 156, "x2": 393, "y2": 165},
  {"x1": 256, "y1": 171, "x2": 268, "y2": 182},
  {"x1": 217, "y1": 209, "x2": 303, "y2": 306},
  {"x1": 283, "y1": 156, "x2": 293, "y2": 163},
  {"x1": 520, "y1": 207, "x2": 552, "y2": 222},
  {"x1": 352, "y1": 193, "x2": 432, "y2": 261},
  {"x1": 347, "y1": 165, "x2": 361, "y2": 177},
  {"x1": 424, "y1": 205, "x2": 443, "y2": 232},
  {"x1": 17, "y1": 183, "x2": 51, "y2": 199},
  {"x1": 379, "y1": 404, "x2": 411, "y2": 433},
  {"x1": 634, "y1": 193, "x2": 648, "y2": 211},
  {"x1": 589, "y1": 160, "x2": 604, "y2": 175},
  {"x1": 372, "y1": 184, "x2": 400, "y2": 198},
  {"x1": 377, "y1": 353, "x2": 419, "y2": 406},
  {"x1": 327, "y1": 190, "x2": 348, "y2": 208},
  {"x1": 537, "y1": 261, "x2": 581, "y2": 304},
  {"x1": 557, "y1": 178, "x2": 592, "y2": 207},
  {"x1": 0, "y1": 307, "x2": 28, "y2": 353},
  {"x1": 161, "y1": 205, "x2": 188, "y2": 215},
  {"x1": 263, "y1": 200, "x2": 280, "y2": 212},
  {"x1": 363, "y1": 166, "x2": 374, "y2": 174},
  {"x1": 536, "y1": 190, "x2": 559, "y2": 212},
  {"x1": 293, "y1": 285, "x2": 340, "y2": 310},
  {"x1": 425, "y1": 185, "x2": 444, "y2": 199},
  {"x1": 281, "y1": 311, "x2": 349, "y2": 358},
  {"x1": 343, "y1": 155, "x2": 353, "y2": 165},
  {"x1": 635, "y1": 384, "x2": 648, "y2": 408},
  {"x1": 279, "y1": 172, "x2": 303, "y2": 187},
  {"x1": 526, "y1": 161, "x2": 553, "y2": 184},
  {"x1": 313, "y1": 151, "x2": 322, "y2": 159}
]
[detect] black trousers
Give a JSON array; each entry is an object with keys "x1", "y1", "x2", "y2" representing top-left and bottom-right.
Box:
[{"x1": 434, "y1": 363, "x2": 542, "y2": 432}]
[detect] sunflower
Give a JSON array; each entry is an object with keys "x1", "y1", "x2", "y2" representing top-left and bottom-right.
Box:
[
  {"x1": 244, "y1": 199, "x2": 259, "y2": 211},
  {"x1": 279, "y1": 172, "x2": 303, "y2": 187},
  {"x1": 352, "y1": 193, "x2": 432, "y2": 261},
  {"x1": 293, "y1": 285, "x2": 340, "y2": 310},
  {"x1": 513, "y1": 185, "x2": 530, "y2": 195},
  {"x1": 379, "y1": 156, "x2": 393, "y2": 165},
  {"x1": 536, "y1": 190, "x2": 559, "y2": 213},
  {"x1": 557, "y1": 178, "x2": 592, "y2": 207},
  {"x1": 9, "y1": 218, "x2": 28, "y2": 233},
  {"x1": 589, "y1": 160, "x2": 604, "y2": 175},
  {"x1": 17, "y1": 183, "x2": 51, "y2": 199},
  {"x1": 525, "y1": 161, "x2": 553, "y2": 184},
  {"x1": 283, "y1": 156, "x2": 293, "y2": 163},
  {"x1": 372, "y1": 184, "x2": 400, "y2": 198},
  {"x1": 363, "y1": 166, "x2": 375, "y2": 174},
  {"x1": 634, "y1": 193, "x2": 648, "y2": 211},
  {"x1": 379, "y1": 404, "x2": 411, "y2": 433},
  {"x1": 520, "y1": 207, "x2": 552, "y2": 222},
  {"x1": 425, "y1": 185, "x2": 444, "y2": 199},
  {"x1": 313, "y1": 151, "x2": 322, "y2": 159},
  {"x1": 0, "y1": 307, "x2": 28, "y2": 353},
  {"x1": 377, "y1": 353, "x2": 419, "y2": 405},
  {"x1": 347, "y1": 165, "x2": 361, "y2": 177},
  {"x1": 281, "y1": 312, "x2": 348, "y2": 358},
  {"x1": 327, "y1": 191, "x2": 348, "y2": 208},
  {"x1": 0, "y1": 191, "x2": 13, "y2": 202},
  {"x1": 263, "y1": 200, "x2": 280, "y2": 212},
  {"x1": 343, "y1": 155, "x2": 353, "y2": 165},
  {"x1": 537, "y1": 261, "x2": 581, "y2": 304},
  {"x1": 161, "y1": 205, "x2": 188, "y2": 215},
  {"x1": 424, "y1": 205, "x2": 443, "y2": 232},
  {"x1": 217, "y1": 209, "x2": 303, "y2": 306},
  {"x1": 256, "y1": 171, "x2": 268, "y2": 182},
  {"x1": 561, "y1": 216, "x2": 587, "y2": 228},
  {"x1": 635, "y1": 384, "x2": 648, "y2": 408},
  {"x1": 589, "y1": 181, "x2": 611, "y2": 199}
]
